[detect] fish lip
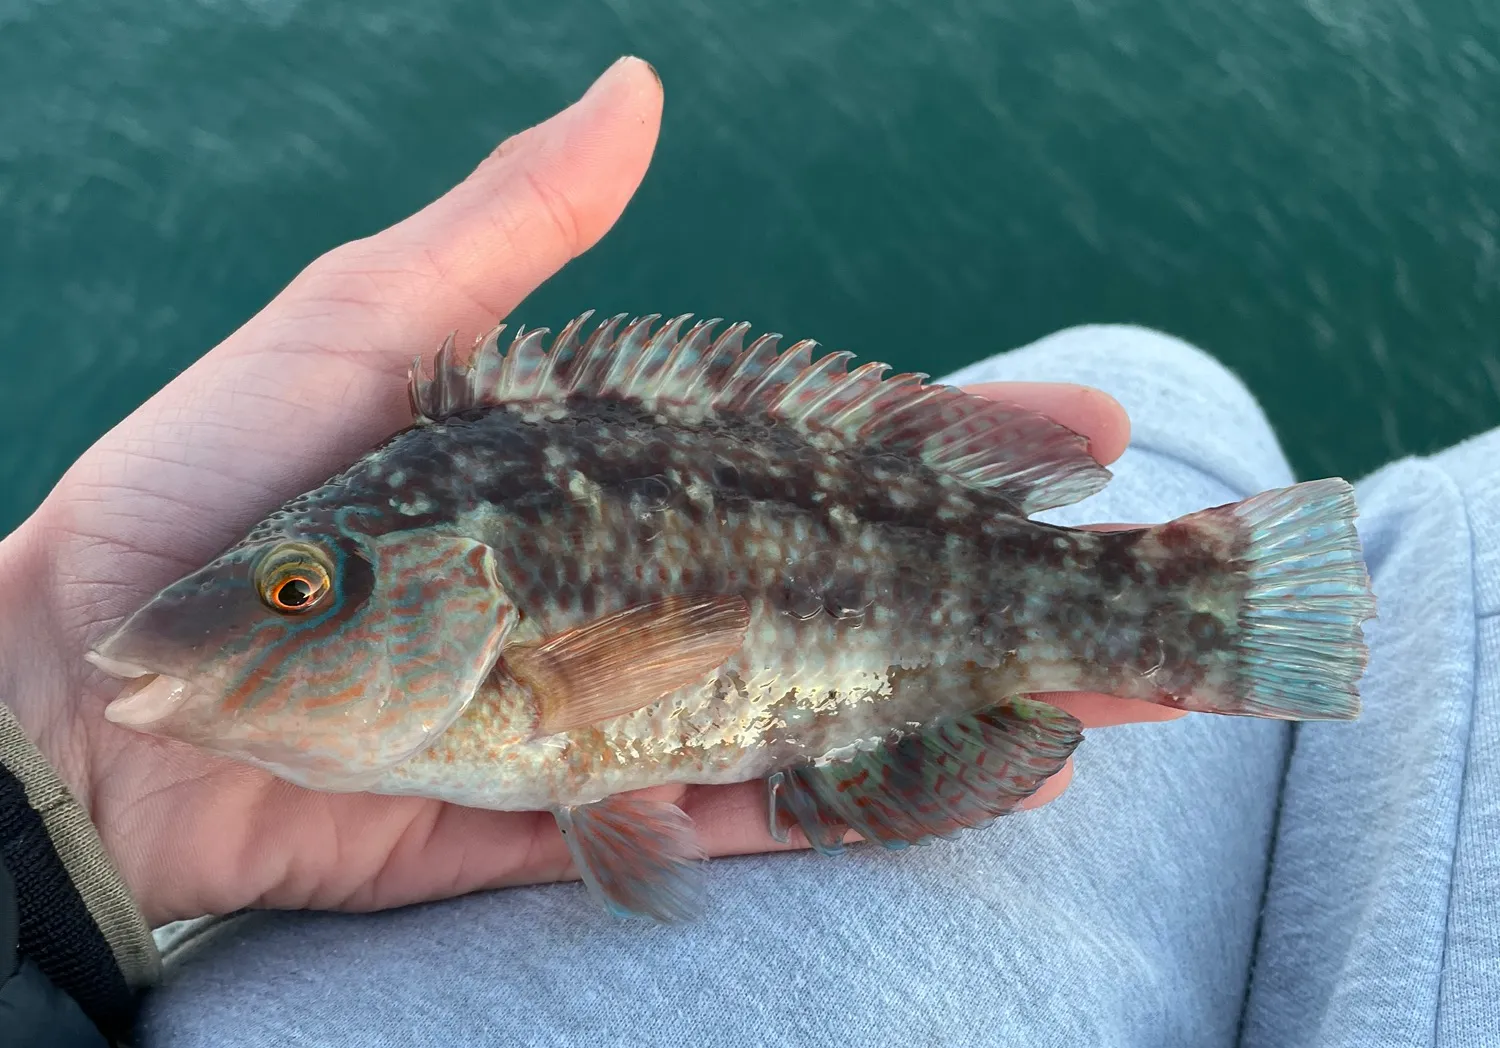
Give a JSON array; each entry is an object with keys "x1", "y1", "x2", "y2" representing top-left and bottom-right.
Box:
[
  {"x1": 86, "y1": 651, "x2": 195, "y2": 727},
  {"x1": 84, "y1": 650, "x2": 154, "y2": 680}
]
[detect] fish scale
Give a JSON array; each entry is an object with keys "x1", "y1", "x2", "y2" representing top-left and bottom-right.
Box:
[
  {"x1": 89, "y1": 311, "x2": 1377, "y2": 922},
  {"x1": 374, "y1": 411, "x2": 1105, "y2": 810}
]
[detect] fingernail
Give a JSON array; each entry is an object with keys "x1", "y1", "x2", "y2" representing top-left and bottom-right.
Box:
[
  {"x1": 585, "y1": 56, "x2": 631, "y2": 95},
  {"x1": 583, "y1": 56, "x2": 654, "y2": 101}
]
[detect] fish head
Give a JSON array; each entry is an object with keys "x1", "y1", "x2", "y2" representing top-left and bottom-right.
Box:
[{"x1": 86, "y1": 527, "x2": 516, "y2": 791}]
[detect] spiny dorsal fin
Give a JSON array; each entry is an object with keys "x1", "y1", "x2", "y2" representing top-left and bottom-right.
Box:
[{"x1": 408, "y1": 312, "x2": 1111, "y2": 514}]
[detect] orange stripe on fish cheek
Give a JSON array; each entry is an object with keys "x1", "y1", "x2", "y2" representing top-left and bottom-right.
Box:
[
  {"x1": 221, "y1": 657, "x2": 276, "y2": 714},
  {"x1": 300, "y1": 682, "x2": 370, "y2": 711}
]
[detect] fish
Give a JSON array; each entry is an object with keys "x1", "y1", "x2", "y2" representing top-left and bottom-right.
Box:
[{"x1": 86, "y1": 311, "x2": 1378, "y2": 921}]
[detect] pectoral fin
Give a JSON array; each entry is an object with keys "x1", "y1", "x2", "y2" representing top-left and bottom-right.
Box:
[
  {"x1": 554, "y1": 796, "x2": 707, "y2": 921},
  {"x1": 507, "y1": 593, "x2": 750, "y2": 735},
  {"x1": 768, "y1": 698, "x2": 1082, "y2": 854}
]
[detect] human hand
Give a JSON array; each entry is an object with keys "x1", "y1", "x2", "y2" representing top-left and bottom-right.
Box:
[{"x1": 0, "y1": 56, "x2": 1178, "y2": 927}]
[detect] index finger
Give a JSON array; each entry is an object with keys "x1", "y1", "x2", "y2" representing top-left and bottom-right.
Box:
[{"x1": 961, "y1": 380, "x2": 1132, "y2": 466}]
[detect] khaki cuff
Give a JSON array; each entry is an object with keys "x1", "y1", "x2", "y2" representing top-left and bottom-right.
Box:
[{"x1": 0, "y1": 702, "x2": 161, "y2": 988}]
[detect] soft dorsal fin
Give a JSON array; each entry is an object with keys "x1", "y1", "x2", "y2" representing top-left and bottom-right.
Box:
[{"x1": 408, "y1": 312, "x2": 1111, "y2": 514}]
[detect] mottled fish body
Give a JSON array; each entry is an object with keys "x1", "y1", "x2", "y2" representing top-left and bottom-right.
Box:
[{"x1": 89, "y1": 312, "x2": 1377, "y2": 920}]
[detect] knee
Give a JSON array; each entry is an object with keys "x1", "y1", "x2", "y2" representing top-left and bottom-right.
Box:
[{"x1": 1022, "y1": 323, "x2": 1240, "y2": 387}]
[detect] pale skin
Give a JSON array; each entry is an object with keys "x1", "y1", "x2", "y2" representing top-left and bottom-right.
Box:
[{"x1": 0, "y1": 57, "x2": 1182, "y2": 928}]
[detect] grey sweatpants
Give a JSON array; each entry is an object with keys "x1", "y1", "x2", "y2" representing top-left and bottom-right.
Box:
[{"x1": 137, "y1": 327, "x2": 1499, "y2": 1047}]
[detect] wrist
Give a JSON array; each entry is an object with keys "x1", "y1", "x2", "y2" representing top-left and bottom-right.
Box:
[
  {"x1": 0, "y1": 519, "x2": 162, "y2": 985},
  {"x1": 0, "y1": 521, "x2": 89, "y2": 810}
]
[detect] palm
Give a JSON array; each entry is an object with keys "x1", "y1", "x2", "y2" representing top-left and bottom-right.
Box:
[{"x1": 1, "y1": 60, "x2": 1169, "y2": 927}]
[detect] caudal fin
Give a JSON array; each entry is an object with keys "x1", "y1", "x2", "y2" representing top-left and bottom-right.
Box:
[{"x1": 1194, "y1": 478, "x2": 1376, "y2": 720}]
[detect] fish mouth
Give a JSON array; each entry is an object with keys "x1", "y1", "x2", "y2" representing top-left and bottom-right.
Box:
[{"x1": 85, "y1": 651, "x2": 194, "y2": 728}]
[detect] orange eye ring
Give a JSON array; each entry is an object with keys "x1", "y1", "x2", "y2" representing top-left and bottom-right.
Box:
[{"x1": 256, "y1": 543, "x2": 334, "y2": 615}]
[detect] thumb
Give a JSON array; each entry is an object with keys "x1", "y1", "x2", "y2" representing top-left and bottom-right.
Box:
[{"x1": 296, "y1": 55, "x2": 664, "y2": 352}]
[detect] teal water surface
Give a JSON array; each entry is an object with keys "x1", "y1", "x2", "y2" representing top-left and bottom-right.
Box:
[{"x1": 2, "y1": 0, "x2": 1498, "y2": 535}]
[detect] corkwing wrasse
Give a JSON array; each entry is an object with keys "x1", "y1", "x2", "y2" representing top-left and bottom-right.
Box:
[{"x1": 87, "y1": 312, "x2": 1377, "y2": 919}]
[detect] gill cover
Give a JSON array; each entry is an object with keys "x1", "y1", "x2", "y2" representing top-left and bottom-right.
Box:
[{"x1": 92, "y1": 531, "x2": 515, "y2": 792}]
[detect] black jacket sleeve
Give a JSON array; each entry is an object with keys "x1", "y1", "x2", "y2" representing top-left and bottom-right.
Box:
[
  {"x1": 0, "y1": 760, "x2": 140, "y2": 1047},
  {"x1": 0, "y1": 851, "x2": 110, "y2": 1047}
]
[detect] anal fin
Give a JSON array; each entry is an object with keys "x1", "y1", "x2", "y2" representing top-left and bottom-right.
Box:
[
  {"x1": 554, "y1": 796, "x2": 707, "y2": 921},
  {"x1": 768, "y1": 699, "x2": 1082, "y2": 854}
]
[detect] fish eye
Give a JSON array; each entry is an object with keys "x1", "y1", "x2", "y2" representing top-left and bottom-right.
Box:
[{"x1": 256, "y1": 543, "x2": 334, "y2": 615}]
